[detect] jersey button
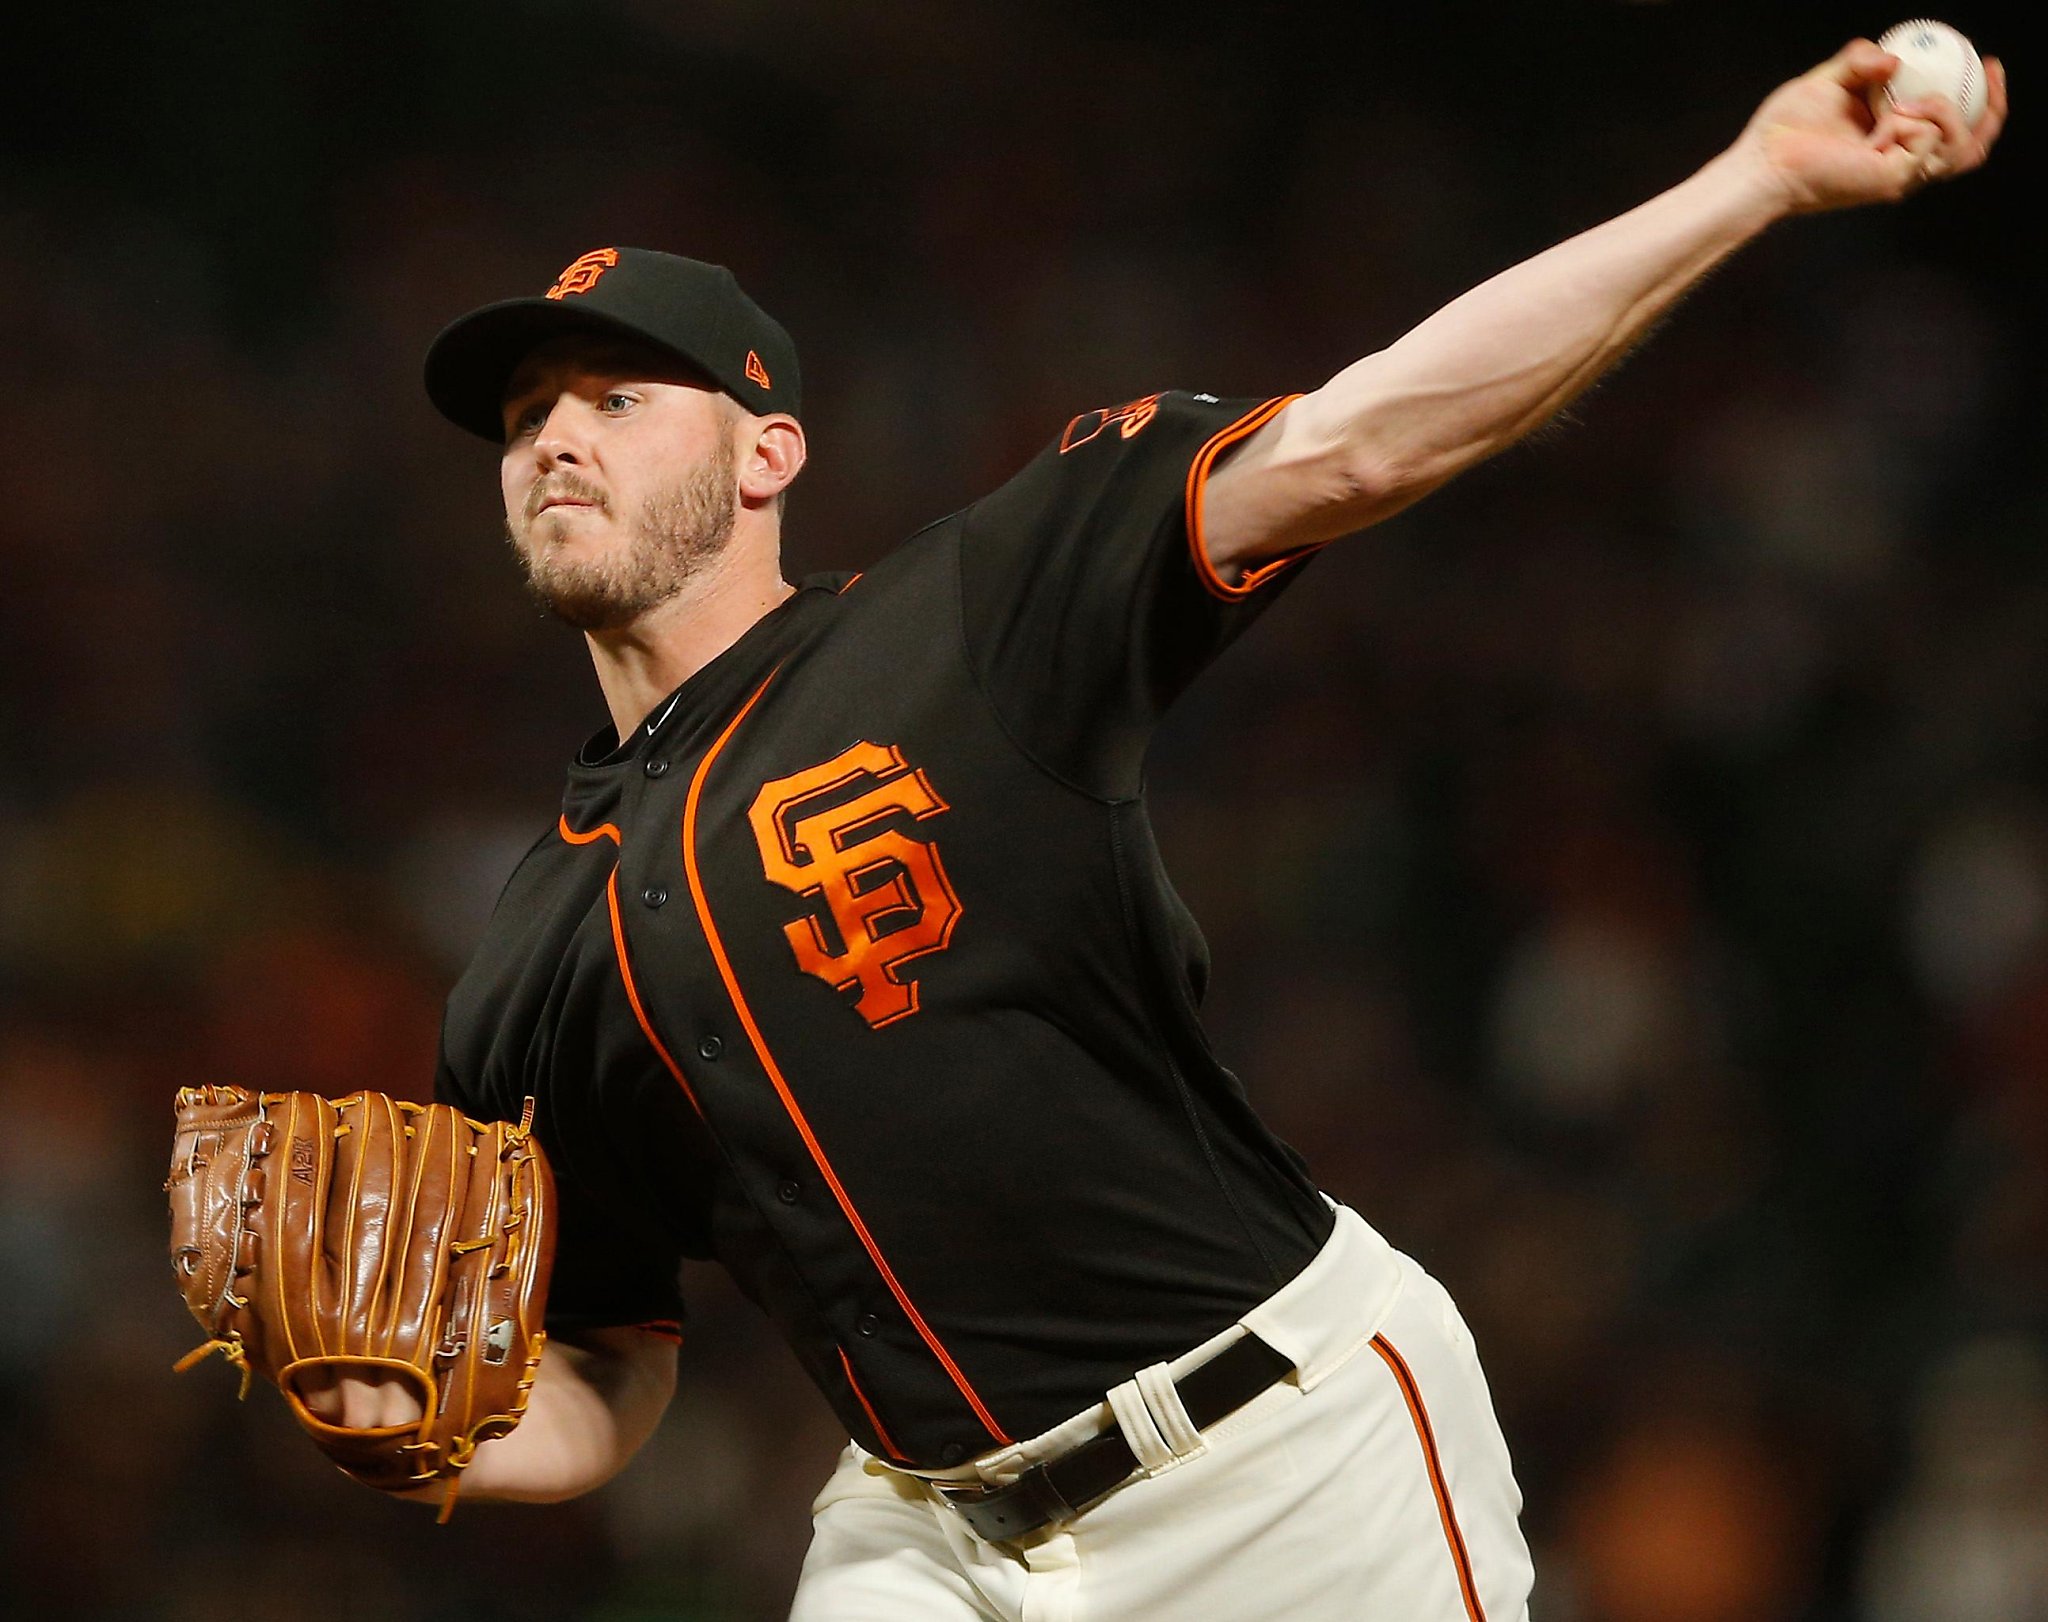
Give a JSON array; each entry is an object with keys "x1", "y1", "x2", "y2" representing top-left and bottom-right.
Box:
[
  {"x1": 856, "y1": 1314, "x2": 879, "y2": 1337},
  {"x1": 778, "y1": 1180, "x2": 801, "y2": 1204},
  {"x1": 644, "y1": 758, "x2": 671, "y2": 778},
  {"x1": 697, "y1": 1033, "x2": 723, "y2": 1061},
  {"x1": 641, "y1": 886, "x2": 668, "y2": 908},
  {"x1": 940, "y1": 1442, "x2": 967, "y2": 1466}
]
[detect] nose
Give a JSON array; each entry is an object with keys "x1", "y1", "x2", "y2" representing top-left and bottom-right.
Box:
[{"x1": 531, "y1": 396, "x2": 590, "y2": 467}]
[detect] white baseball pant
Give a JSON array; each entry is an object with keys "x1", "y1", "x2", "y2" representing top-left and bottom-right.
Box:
[{"x1": 788, "y1": 1202, "x2": 1536, "y2": 1621}]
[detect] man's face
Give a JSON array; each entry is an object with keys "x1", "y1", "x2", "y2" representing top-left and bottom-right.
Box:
[{"x1": 498, "y1": 337, "x2": 740, "y2": 632}]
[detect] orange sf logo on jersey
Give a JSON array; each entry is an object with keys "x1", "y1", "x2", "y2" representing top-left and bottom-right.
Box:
[
  {"x1": 546, "y1": 248, "x2": 620, "y2": 300},
  {"x1": 747, "y1": 743, "x2": 962, "y2": 1028}
]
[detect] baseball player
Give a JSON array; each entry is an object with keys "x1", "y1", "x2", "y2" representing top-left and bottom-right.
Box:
[{"x1": 307, "y1": 40, "x2": 2002, "y2": 1620}]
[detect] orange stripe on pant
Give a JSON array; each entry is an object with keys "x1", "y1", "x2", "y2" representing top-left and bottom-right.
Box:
[{"x1": 1371, "y1": 1334, "x2": 1489, "y2": 1622}]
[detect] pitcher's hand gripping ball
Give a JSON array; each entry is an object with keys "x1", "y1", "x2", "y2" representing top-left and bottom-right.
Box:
[
  {"x1": 1876, "y1": 20, "x2": 1987, "y2": 125},
  {"x1": 166, "y1": 1087, "x2": 556, "y2": 1518}
]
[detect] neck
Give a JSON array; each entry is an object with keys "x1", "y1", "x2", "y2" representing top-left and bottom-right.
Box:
[{"x1": 584, "y1": 532, "x2": 793, "y2": 745}]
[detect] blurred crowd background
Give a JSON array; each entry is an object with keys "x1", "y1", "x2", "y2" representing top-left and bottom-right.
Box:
[{"x1": 3, "y1": 2, "x2": 2042, "y2": 1617}]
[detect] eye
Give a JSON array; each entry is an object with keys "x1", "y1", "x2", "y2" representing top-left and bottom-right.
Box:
[
  {"x1": 506, "y1": 401, "x2": 548, "y2": 438},
  {"x1": 601, "y1": 391, "x2": 636, "y2": 413}
]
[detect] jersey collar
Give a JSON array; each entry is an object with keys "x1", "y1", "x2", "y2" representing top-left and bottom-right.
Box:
[{"x1": 568, "y1": 573, "x2": 852, "y2": 774}]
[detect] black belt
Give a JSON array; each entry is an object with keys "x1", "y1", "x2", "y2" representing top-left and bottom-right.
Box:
[{"x1": 936, "y1": 1333, "x2": 1295, "y2": 1543}]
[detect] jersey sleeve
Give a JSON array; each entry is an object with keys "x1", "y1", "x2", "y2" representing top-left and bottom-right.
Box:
[
  {"x1": 534, "y1": 1193, "x2": 688, "y2": 1343},
  {"x1": 432, "y1": 1044, "x2": 687, "y2": 1342},
  {"x1": 957, "y1": 389, "x2": 1316, "y2": 798}
]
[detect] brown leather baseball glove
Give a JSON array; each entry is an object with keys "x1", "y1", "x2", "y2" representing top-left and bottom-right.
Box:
[{"x1": 167, "y1": 1087, "x2": 556, "y2": 1518}]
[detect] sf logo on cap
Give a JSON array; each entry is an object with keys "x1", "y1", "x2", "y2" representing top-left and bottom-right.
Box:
[{"x1": 546, "y1": 248, "x2": 620, "y2": 300}]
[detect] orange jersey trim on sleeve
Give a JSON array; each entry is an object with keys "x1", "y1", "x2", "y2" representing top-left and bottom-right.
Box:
[
  {"x1": 1183, "y1": 393, "x2": 1320, "y2": 602},
  {"x1": 1371, "y1": 1334, "x2": 1489, "y2": 1622},
  {"x1": 682, "y1": 674, "x2": 1013, "y2": 1448}
]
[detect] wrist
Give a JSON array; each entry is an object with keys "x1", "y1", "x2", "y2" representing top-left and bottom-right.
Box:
[{"x1": 1692, "y1": 143, "x2": 1798, "y2": 233}]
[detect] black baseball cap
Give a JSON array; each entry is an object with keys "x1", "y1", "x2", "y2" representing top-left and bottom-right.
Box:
[{"x1": 423, "y1": 246, "x2": 801, "y2": 441}]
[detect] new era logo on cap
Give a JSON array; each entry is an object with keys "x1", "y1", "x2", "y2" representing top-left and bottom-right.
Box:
[{"x1": 745, "y1": 350, "x2": 772, "y2": 389}]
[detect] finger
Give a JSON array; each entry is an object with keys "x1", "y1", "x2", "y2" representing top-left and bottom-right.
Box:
[
  {"x1": 1820, "y1": 38, "x2": 1900, "y2": 92},
  {"x1": 298, "y1": 1367, "x2": 341, "y2": 1421},
  {"x1": 1899, "y1": 117, "x2": 1943, "y2": 162},
  {"x1": 1891, "y1": 93, "x2": 1971, "y2": 153},
  {"x1": 346, "y1": 1372, "x2": 420, "y2": 1427},
  {"x1": 1880, "y1": 117, "x2": 1952, "y2": 186},
  {"x1": 368, "y1": 1377, "x2": 424, "y2": 1428},
  {"x1": 1870, "y1": 143, "x2": 1927, "y2": 201},
  {"x1": 340, "y1": 1375, "x2": 378, "y2": 1424},
  {"x1": 1895, "y1": 72, "x2": 2001, "y2": 176},
  {"x1": 1974, "y1": 57, "x2": 2009, "y2": 150},
  {"x1": 1870, "y1": 110, "x2": 1943, "y2": 158}
]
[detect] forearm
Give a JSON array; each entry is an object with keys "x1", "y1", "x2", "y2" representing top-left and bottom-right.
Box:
[
  {"x1": 450, "y1": 1328, "x2": 677, "y2": 1506},
  {"x1": 1329, "y1": 152, "x2": 1780, "y2": 500},
  {"x1": 1259, "y1": 150, "x2": 1786, "y2": 548}
]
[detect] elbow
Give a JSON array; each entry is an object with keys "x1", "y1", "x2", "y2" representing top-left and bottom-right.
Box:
[
  {"x1": 1290, "y1": 392, "x2": 1428, "y2": 530},
  {"x1": 1203, "y1": 394, "x2": 1433, "y2": 559},
  {"x1": 1330, "y1": 444, "x2": 1402, "y2": 511},
  {"x1": 1322, "y1": 440, "x2": 1426, "y2": 534}
]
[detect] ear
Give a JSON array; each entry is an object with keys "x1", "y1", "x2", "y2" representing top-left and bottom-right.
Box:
[{"x1": 738, "y1": 415, "x2": 807, "y2": 507}]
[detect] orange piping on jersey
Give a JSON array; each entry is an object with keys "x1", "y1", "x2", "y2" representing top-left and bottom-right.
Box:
[
  {"x1": 837, "y1": 1345, "x2": 906, "y2": 1460},
  {"x1": 684, "y1": 675, "x2": 1013, "y2": 1446},
  {"x1": 632, "y1": 1320, "x2": 685, "y2": 1345},
  {"x1": 563, "y1": 813, "x2": 702, "y2": 1115},
  {"x1": 605, "y1": 868, "x2": 703, "y2": 1117},
  {"x1": 837, "y1": 573, "x2": 862, "y2": 593},
  {"x1": 1372, "y1": 1334, "x2": 1488, "y2": 1622},
  {"x1": 1184, "y1": 393, "x2": 1316, "y2": 602},
  {"x1": 558, "y1": 814, "x2": 623, "y2": 846}
]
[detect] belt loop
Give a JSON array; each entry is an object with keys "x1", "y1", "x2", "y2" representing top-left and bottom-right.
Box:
[
  {"x1": 1135, "y1": 1362, "x2": 1206, "y2": 1459},
  {"x1": 1105, "y1": 1370, "x2": 1176, "y2": 1473},
  {"x1": 1106, "y1": 1360, "x2": 1209, "y2": 1475}
]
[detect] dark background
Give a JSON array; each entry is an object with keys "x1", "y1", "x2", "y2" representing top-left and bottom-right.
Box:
[{"x1": 2, "y1": 3, "x2": 2041, "y2": 1617}]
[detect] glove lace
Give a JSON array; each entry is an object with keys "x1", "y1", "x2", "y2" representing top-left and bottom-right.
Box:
[{"x1": 173, "y1": 1332, "x2": 253, "y2": 1400}]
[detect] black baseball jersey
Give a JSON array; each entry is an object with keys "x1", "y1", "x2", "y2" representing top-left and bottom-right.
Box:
[{"x1": 436, "y1": 389, "x2": 1336, "y2": 1467}]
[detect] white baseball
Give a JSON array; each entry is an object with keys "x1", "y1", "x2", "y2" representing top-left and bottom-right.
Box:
[{"x1": 1876, "y1": 19, "x2": 1987, "y2": 126}]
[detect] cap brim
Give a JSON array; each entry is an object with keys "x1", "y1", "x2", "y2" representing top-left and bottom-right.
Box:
[{"x1": 422, "y1": 298, "x2": 711, "y2": 442}]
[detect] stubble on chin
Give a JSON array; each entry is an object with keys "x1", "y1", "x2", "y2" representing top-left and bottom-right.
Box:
[{"x1": 505, "y1": 439, "x2": 738, "y2": 633}]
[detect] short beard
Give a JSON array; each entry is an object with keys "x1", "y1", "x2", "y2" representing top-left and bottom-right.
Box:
[{"x1": 507, "y1": 436, "x2": 739, "y2": 632}]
